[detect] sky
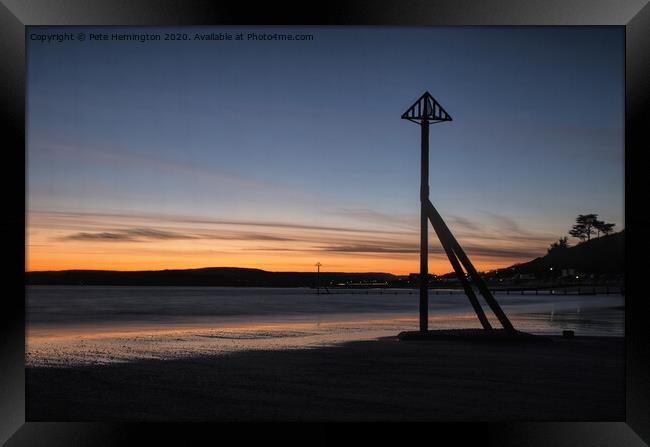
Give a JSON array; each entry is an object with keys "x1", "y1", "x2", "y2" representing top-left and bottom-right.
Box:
[{"x1": 26, "y1": 26, "x2": 624, "y2": 274}]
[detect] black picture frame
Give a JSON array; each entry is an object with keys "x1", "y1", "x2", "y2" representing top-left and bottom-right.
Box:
[{"x1": 2, "y1": 1, "x2": 648, "y2": 445}]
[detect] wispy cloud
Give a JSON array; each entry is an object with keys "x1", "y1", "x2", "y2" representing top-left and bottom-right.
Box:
[
  {"x1": 32, "y1": 208, "x2": 554, "y2": 269},
  {"x1": 29, "y1": 141, "x2": 297, "y2": 196},
  {"x1": 63, "y1": 227, "x2": 198, "y2": 242},
  {"x1": 331, "y1": 208, "x2": 416, "y2": 229},
  {"x1": 192, "y1": 231, "x2": 299, "y2": 242},
  {"x1": 447, "y1": 215, "x2": 482, "y2": 233},
  {"x1": 33, "y1": 209, "x2": 409, "y2": 236},
  {"x1": 65, "y1": 232, "x2": 135, "y2": 242},
  {"x1": 478, "y1": 210, "x2": 527, "y2": 235},
  {"x1": 243, "y1": 237, "x2": 542, "y2": 260},
  {"x1": 448, "y1": 210, "x2": 557, "y2": 244},
  {"x1": 316, "y1": 241, "x2": 541, "y2": 259},
  {"x1": 318, "y1": 241, "x2": 421, "y2": 254}
]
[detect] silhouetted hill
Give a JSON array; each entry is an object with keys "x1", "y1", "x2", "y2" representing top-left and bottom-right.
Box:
[
  {"x1": 507, "y1": 230, "x2": 624, "y2": 277},
  {"x1": 26, "y1": 267, "x2": 397, "y2": 287}
]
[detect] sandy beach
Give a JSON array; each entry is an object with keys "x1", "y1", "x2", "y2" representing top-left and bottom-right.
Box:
[{"x1": 26, "y1": 335, "x2": 624, "y2": 421}]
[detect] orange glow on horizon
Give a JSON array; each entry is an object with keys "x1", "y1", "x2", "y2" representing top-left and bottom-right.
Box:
[
  {"x1": 26, "y1": 210, "x2": 547, "y2": 275},
  {"x1": 25, "y1": 248, "x2": 525, "y2": 276}
]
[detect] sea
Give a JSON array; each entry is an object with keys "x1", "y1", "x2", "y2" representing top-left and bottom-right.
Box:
[{"x1": 26, "y1": 286, "x2": 624, "y2": 367}]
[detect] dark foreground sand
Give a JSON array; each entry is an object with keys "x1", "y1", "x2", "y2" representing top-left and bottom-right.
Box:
[{"x1": 26, "y1": 335, "x2": 624, "y2": 421}]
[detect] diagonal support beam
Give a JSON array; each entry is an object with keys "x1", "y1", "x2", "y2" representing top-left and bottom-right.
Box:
[
  {"x1": 428, "y1": 218, "x2": 493, "y2": 330},
  {"x1": 424, "y1": 199, "x2": 516, "y2": 333}
]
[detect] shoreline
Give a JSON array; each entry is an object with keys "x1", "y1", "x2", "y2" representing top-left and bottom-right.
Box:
[{"x1": 27, "y1": 335, "x2": 625, "y2": 421}]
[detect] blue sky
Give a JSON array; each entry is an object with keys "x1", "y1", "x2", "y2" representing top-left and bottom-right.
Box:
[{"x1": 26, "y1": 26, "x2": 624, "y2": 273}]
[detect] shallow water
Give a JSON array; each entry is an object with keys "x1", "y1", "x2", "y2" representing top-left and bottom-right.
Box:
[{"x1": 26, "y1": 286, "x2": 624, "y2": 366}]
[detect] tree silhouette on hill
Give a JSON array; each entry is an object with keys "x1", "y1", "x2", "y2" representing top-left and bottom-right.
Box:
[
  {"x1": 595, "y1": 221, "x2": 615, "y2": 237},
  {"x1": 548, "y1": 236, "x2": 569, "y2": 253},
  {"x1": 569, "y1": 214, "x2": 615, "y2": 243}
]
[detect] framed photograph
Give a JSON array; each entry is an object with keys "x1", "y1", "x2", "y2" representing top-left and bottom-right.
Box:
[{"x1": 2, "y1": 0, "x2": 648, "y2": 445}]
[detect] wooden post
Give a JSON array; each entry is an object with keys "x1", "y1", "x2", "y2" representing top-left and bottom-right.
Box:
[
  {"x1": 425, "y1": 199, "x2": 515, "y2": 333},
  {"x1": 428, "y1": 212, "x2": 492, "y2": 330},
  {"x1": 401, "y1": 92, "x2": 513, "y2": 333},
  {"x1": 419, "y1": 119, "x2": 429, "y2": 332}
]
